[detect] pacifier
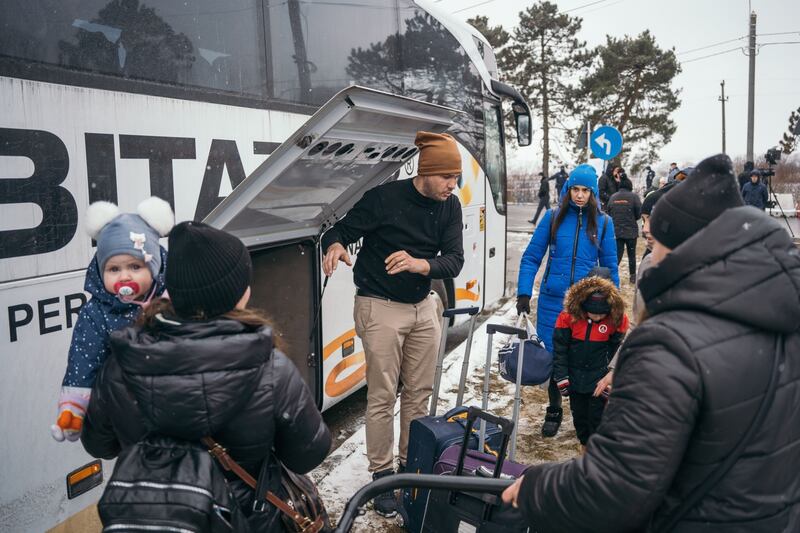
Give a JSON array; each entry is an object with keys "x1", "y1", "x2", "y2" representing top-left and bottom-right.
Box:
[{"x1": 113, "y1": 281, "x2": 140, "y2": 302}]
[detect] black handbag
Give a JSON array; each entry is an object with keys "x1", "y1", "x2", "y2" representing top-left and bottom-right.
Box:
[
  {"x1": 274, "y1": 465, "x2": 332, "y2": 533},
  {"x1": 204, "y1": 438, "x2": 331, "y2": 533}
]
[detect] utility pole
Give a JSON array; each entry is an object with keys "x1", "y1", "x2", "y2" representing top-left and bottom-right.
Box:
[
  {"x1": 585, "y1": 120, "x2": 591, "y2": 161},
  {"x1": 719, "y1": 80, "x2": 728, "y2": 154},
  {"x1": 746, "y1": 11, "x2": 756, "y2": 161}
]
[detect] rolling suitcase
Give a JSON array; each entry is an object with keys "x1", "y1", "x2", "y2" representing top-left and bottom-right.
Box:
[
  {"x1": 403, "y1": 307, "x2": 506, "y2": 533},
  {"x1": 420, "y1": 407, "x2": 530, "y2": 533},
  {"x1": 433, "y1": 445, "x2": 528, "y2": 480}
]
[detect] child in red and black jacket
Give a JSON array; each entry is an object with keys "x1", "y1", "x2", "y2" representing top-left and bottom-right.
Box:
[{"x1": 553, "y1": 268, "x2": 628, "y2": 451}]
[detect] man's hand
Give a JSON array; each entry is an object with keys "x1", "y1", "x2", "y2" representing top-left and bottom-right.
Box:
[
  {"x1": 322, "y1": 242, "x2": 352, "y2": 277},
  {"x1": 385, "y1": 250, "x2": 430, "y2": 276},
  {"x1": 501, "y1": 477, "x2": 523, "y2": 508},
  {"x1": 593, "y1": 370, "x2": 613, "y2": 398}
]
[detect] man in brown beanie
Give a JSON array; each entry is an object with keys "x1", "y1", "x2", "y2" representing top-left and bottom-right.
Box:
[
  {"x1": 321, "y1": 131, "x2": 464, "y2": 517},
  {"x1": 502, "y1": 154, "x2": 800, "y2": 532}
]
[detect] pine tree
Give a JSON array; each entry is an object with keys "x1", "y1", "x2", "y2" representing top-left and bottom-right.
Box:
[
  {"x1": 779, "y1": 107, "x2": 800, "y2": 154},
  {"x1": 578, "y1": 31, "x2": 680, "y2": 171},
  {"x1": 502, "y1": 1, "x2": 594, "y2": 176}
]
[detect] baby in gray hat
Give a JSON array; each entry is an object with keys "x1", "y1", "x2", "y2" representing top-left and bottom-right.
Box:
[{"x1": 52, "y1": 197, "x2": 173, "y2": 442}]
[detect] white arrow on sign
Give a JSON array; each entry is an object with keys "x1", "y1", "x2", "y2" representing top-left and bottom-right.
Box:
[{"x1": 595, "y1": 133, "x2": 612, "y2": 156}]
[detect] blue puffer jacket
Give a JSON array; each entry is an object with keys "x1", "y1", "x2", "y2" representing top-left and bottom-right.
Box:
[
  {"x1": 518, "y1": 205, "x2": 619, "y2": 352},
  {"x1": 62, "y1": 248, "x2": 167, "y2": 388}
]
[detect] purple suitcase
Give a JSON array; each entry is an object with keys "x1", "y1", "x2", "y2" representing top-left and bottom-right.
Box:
[{"x1": 433, "y1": 445, "x2": 529, "y2": 479}]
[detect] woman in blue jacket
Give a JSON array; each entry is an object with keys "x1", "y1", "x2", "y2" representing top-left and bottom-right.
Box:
[{"x1": 517, "y1": 164, "x2": 619, "y2": 437}]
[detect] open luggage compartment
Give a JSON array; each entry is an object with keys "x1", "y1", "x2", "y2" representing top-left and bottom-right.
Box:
[
  {"x1": 248, "y1": 240, "x2": 319, "y2": 397},
  {"x1": 204, "y1": 86, "x2": 459, "y2": 407}
]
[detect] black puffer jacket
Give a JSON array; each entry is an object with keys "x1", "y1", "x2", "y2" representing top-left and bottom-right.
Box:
[
  {"x1": 598, "y1": 173, "x2": 633, "y2": 208},
  {"x1": 606, "y1": 189, "x2": 642, "y2": 239},
  {"x1": 82, "y1": 316, "x2": 332, "y2": 531},
  {"x1": 518, "y1": 206, "x2": 800, "y2": 532}
]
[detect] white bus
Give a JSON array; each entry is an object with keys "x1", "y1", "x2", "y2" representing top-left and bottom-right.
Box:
[{"x1": 0, "y1": 0, "x2": 531, "y2": 529}]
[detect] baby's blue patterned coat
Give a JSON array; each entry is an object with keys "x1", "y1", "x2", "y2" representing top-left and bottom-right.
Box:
[{"x1": 61, "y1": 247, "x2": 167, "y2": 388}]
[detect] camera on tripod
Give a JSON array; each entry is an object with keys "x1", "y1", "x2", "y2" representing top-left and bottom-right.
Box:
[
  {"x1": 757, "y1": 147, "x2": 796, "y2": 238},
  {"x1": 756, "y1": 147, "x2": 781, "y2": 207},
  {"x1": 761, "y1": 147, "x2": 781, "y2": 179}
]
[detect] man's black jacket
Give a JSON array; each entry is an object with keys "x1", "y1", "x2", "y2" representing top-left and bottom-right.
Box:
[
  {"x1": 606, "y1": 189, "x2": 642, "y2": 239},
  {"x1": 598, "y1": 174, "x2": 633, "y2": 208}
]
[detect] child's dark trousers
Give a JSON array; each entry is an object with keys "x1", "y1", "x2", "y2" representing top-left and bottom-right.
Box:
[{"x1": 569, "y1": 392, "x2": 606, "y2": 445}]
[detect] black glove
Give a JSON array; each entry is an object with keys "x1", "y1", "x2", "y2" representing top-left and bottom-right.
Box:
[{"x1": 516, "y1": 295, "x2": 531, "y2": 315}]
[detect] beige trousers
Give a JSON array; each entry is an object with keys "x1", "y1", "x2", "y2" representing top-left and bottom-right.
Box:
[{"x1": 354, "y1": 294, "x2": 442, "y2": 473}]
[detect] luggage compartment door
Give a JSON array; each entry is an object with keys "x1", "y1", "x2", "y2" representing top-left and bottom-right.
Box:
[{"x1": 204, "y1": 86, "x2": 460, "y2": 405}]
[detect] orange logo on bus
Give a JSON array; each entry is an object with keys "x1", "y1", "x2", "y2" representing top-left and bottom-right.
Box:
[{"x1": 323, "y1": 329, "x2": 366, "y2": 398}]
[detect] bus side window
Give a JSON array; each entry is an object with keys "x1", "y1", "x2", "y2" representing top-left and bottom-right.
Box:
[{"x1": 0, "y1": 0, "x2": 267, "y2": 98}]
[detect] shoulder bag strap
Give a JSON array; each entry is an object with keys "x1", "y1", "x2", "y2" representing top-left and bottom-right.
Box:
[
  {"x1": 542, "y1": 209, "x2": 557, "y2": 283},
  {"x1": 655, "y1": 335, "x2": 785, "y2": 532},
  {"x1": 601, "y1": 213, "x2": 609, "y2": 242},
  {"x1": 595, "y1": 214, "x2": 609, "y2": 267},
  {"x1": 202, "y1": 437, "x2": 319, "y2": 532}
]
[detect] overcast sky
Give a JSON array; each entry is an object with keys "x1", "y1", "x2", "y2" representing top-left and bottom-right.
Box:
[{"x1": 435, "y1": 0, "x2": 800, "y2": 171}]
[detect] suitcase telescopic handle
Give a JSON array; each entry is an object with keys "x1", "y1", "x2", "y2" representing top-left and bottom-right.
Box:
[
  {"x1": 442, "y1": 306, "x2": 480, "y2": 318},
  {"x1": 485, "y1": 324, "x2": 527, "y2": 338},
  {"x1": 455, "y1": 407, "x2": 513, "y2": 480},
  {"x1": 465, "y1": 406, "x2": 514, "y2": 436}
]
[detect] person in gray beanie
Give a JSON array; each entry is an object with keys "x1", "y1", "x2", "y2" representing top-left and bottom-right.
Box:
[
  {"x1": 503, "y1": 154, "x2": 800, "y2": 532},
  {"x1": 53, "y1": 197, "x2": 174, "y2": 442}
]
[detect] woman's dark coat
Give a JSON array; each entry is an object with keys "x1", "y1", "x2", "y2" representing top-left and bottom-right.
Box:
[
  {"x1": 606, "y1": 189, "x2": 642, "y2": 240},
  {"x1": 82, "y1": 316, "x2": 332, "y2": 531},
  {"x1": 518, "y1": 206, "x2": 800, "y2": 532}
]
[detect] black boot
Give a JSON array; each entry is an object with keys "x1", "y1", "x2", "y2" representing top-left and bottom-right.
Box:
[
  {"x1": 541, "y1": 406, "x2": 563, "y2": 438},
  {"x1": 371, "y1": 469, "x2": 397, "y2": 517}
]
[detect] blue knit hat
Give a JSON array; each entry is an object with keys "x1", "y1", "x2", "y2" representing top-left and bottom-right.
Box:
[
  {"x1": 86, "y1": 197, "x2": 174, "y2": 278},
  {"x1": 565, "y1": 164, "x2": 599, "y2": 197}
]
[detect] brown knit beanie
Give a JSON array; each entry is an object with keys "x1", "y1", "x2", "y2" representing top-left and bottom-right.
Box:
[{"x1": 415, "y1": 131, "x2": 461, "y2": 176}]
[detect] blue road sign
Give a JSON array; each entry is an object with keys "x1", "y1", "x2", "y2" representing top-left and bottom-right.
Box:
[{"x1": 590, "y1": 125, "x2": 623, "y2": 160}]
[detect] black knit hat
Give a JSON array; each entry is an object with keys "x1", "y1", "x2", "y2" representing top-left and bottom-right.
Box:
[
  {"x1": 650, "y1": 154, "x2": 744, "y2": 250},
  {"x1": 166, "y1": 221, "x2": 252, "y2": 318},
  {"x1": 582, "y1": 291, "x2": 611, "y2": 315},
  {"x1": 641, "y1": 180, "x2": 677, "y2": 216}
]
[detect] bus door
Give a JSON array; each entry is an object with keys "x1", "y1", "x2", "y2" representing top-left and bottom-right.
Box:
[
  {"x1": 482, "y1": 100, "x2": 508, "y2": 305},
  {"x1": 204, "y1": 86, "x2": 459, "y2": 409}
]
